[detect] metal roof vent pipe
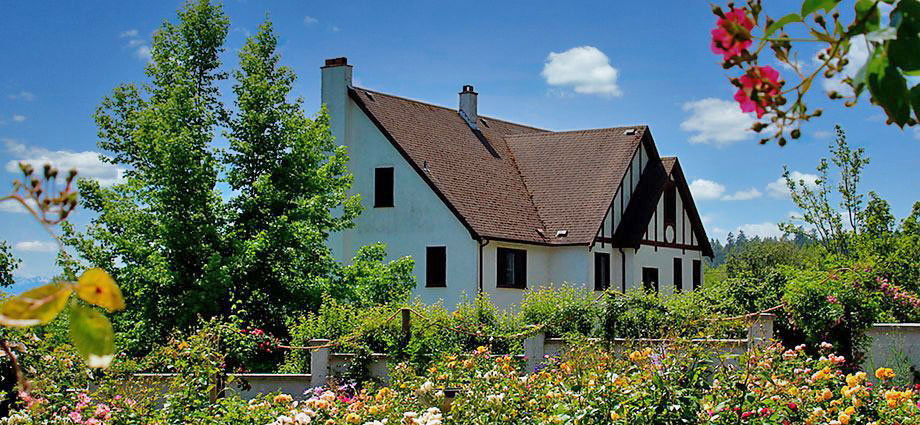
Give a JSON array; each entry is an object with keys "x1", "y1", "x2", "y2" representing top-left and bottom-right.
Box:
[{"x1": 459, "y1": 85, "x2": 478, "y2": 129}]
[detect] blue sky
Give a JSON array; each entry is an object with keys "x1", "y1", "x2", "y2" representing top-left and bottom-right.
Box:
[{"x1": 1, "y1": 1, "x2": 918, "y2": 283}]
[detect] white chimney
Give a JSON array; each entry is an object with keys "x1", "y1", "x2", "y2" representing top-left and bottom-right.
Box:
[
  {"x1": 459, "y1": 85, "x2": 478, "y2": 129},
  {"x1": 321, "y1": 57, "x2": 353, "y2": 146}
]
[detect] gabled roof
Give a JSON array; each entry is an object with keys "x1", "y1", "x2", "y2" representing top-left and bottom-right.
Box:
[
  {"x1": 348, "y1": 86, "x2": 706, "y2": 251},
  {"x1": 611, "y1": 156, "x2": 713, "y2": 257}
]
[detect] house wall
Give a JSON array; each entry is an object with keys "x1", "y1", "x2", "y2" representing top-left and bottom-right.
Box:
[
  {"x1": 481, "y1": 241, "x2": 591, "y2": 309},
  {"x1": 325, "y1": 70, "x2": 479, "y2": 309}
]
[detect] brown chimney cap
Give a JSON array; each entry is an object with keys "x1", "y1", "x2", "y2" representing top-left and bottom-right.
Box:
[
  {"x1": 460, "y1": 85, "x2": 477, "y2": 94},
  {"x1": 324, "y1": 57, "x2": 348, "y2": 67}
]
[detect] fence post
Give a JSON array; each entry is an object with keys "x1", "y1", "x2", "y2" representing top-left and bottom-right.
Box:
[
  {"x1": 524, "y1": 332, "x2": 545, "y2": 373},
  {"x1": 309, "y1": 339, "x2": 330, "y2": 388},
  {"x1": 401, "y1": 308, "x2": 411, "y2": 345},
  {"x1": 747, "y1": 313, "x2": 775, "y2": 349}
]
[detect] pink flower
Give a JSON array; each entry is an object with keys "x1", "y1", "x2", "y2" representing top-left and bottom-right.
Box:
[
  {"x1": 69, "y1": 411, "x2": 83, "y2": 423},
  {"x1": 827, "y1": 295, "x2": 839, "y2": 304},
  {"x1": 734, "y1": 66, "x2": 782, "y2": 118},
  {"x1": 712, "y1": 8, "x2": 755, "y2": 60}
]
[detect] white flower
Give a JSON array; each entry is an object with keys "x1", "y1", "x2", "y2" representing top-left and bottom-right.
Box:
[
  {"x1": 485, "y1": 394, "x2": 505, "y2": 407},
  {"x1": 294, "y1": 412, "x2": 311, "y2": 424},
  {"x1": 418, "y1": 381, "x2": 435, "y2": 395}
]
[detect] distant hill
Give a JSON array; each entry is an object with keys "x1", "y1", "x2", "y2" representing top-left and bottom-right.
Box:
[{"x1": 2, "y1": 276, "x2": 51, "y2": 295}]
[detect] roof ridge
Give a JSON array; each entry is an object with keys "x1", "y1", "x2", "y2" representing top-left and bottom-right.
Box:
[
  {"x1": 504, "y1": 125, "x2": 649, "y2": 138},
  {"x1": 352, "y1": 86, "x2": 548, "y2": 132}
]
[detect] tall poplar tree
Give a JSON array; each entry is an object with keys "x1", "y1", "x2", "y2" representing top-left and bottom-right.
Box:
[
  {"x1": 224, "y1": 20, "x2": 361, "y2": 326},
  {"x1": 64, "y1": 0, "x2": 230, "y2": 350}
]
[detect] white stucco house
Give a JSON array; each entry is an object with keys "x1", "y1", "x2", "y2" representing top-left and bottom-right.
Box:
[{"x1": 323, "y1": 57, "x2": 713, "y2": 309}]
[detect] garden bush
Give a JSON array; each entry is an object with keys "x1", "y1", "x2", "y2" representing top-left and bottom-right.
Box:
[{"x1": 519, "y1": 284, "x2": 601, "y2": 337}]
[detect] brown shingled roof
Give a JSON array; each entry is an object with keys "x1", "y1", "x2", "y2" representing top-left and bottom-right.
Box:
[{"x1": 349, "y1": 86, "x2": 707, "y2": 252}]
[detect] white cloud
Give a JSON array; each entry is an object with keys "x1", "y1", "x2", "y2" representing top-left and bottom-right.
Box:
[
  {"x1": 542, "y1": 46, "x2": 621, "y2": 97},
  {"x1": 766, "y1": 171, "x2": 819, "y2": 198},
  {"x1": 135, "y1": 46, "x2": 152, "y2": 60},
  {"x1": 689, "y1": 179, "x2": 726, "y2": 200},
  {"x1": 820, "y1": 35, "x2": 870, "y2": 96},
  {"x1": 330, "y1": 25, "x2": 341, "y2": 32},
  {"x1": 118, "y1": 29, "x2": 151, "y2": 61},
  {"x1": 304, "y1": 16, "x2": 318, "y2": 25},
  {"x1": 0, "y1": 197, "x2": 37, "y2": 214},
  {"x1": 14, "y1": 240, "x2": 57, "y2": 253},
  {"x1": 721, "y1": 188, "x2": 763, "y2": 201},
  {"x1": 3, "y1": 139, "x2": 124, "y2": 186},
  {"x1": 680, "y1": 98, "x2": 757, "y2": 146},
  {"x1": 812, "y1": 130, "x2": 832, "y2": 139},
  {"x1": 12, "y1": 115, "x2": 26, "y2": 123},
  {"x1": 7, "y1": 91, "x2": 35, "y2": 101},
  {"x1": 736, "y1": 222, "x2": 785, "y2": 239}
]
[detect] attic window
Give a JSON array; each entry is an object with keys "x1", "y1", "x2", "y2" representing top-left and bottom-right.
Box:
[
  {"x1": 555, "y1": 229, "x2": 568, "y2": 238},
  {"x1": 623, "y1": 128, "x2": 637, "y2": 136},
  {"x1": 365, "y1": 91, "x2": 375, "y2": 101}
]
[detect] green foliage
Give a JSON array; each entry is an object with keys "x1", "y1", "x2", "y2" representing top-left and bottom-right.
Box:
[
  {"x1": 602, "y1": 289, "x2": 747, "y2": 341},
  {"x1": 224, "y1": 19, "x2": 361, "y2": 330},
  {"x1": 781, "y1": 266, "x2": 883, "y2": 363},
  {"x1": 324, "y1": 243, "x2": 415, "y2": 308},
  {"x1": 520, "y1": 284, "x2": 601, "y2": 337},
  {"x1": 0, "y1": 242, "x2": 18, "y2": 288}
]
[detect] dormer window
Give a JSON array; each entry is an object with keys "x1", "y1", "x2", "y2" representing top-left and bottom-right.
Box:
[{"x1": 374, "y1": 167, "x2": 394, "y2": 207}]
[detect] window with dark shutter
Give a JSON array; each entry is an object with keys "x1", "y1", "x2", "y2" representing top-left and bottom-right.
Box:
[
  {"x1": 426, "y1": 246, "x2": 446, "y2": 287},
  {"x1": 595, "y1": 252, "x2": 610, "y2": 291},
  {"x1": 692, "y1": 260, "x2": 702, "y2": 290},
  {"x1": 664, "y1": 182, "x2": 677, "y2": 226},
  {"x1": 673, "y1": 258, "x2": 683, "y2": 293},
  {"x1": 642, "y1": 267, "x2": 659, "y2": 294},
  {"x1": 374, "y1": 167, "x2": 394, "y2": 207},
  {"x1": 497, "y1": 248, "x2": 526, "y2": 289}
]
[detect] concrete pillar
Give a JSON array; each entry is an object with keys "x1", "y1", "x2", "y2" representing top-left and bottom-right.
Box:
[
  {"x1": 747, "y1": 313, "x2": 775, "y2": 349},
  {"x1": 309, "y1": 339, "x2": 331, "y2": 388},
  {"x1": 524, "y1": 332, "x2": 545, "y2": 373}
]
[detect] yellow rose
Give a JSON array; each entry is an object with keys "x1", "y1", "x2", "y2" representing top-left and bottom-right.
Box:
[
  {"x1": 838, "y1": 414, "x2": 850, "y2": 425},
  {"x1": 345, "y1": 413, "x2": 361, "y2": 424},
  {"x1": 610, "y1": 411, "x2": 621, "y2": 421},
  {"x1": 875, "y1": 367, "x2": 895, "y2": 380}
]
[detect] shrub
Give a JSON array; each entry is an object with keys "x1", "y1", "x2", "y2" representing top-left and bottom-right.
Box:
[{"x1": 520, "y1": 284, "x2": 601, "y2": 337}]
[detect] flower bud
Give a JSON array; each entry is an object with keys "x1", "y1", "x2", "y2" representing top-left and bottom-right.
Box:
[{"x1": 791, "y1": 129, "x2": 801, "y2": 139}]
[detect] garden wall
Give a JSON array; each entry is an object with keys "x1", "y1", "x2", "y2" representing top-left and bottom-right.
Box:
[{"x1": 864, "y1": 323, "x2": 920, "y2": 377}]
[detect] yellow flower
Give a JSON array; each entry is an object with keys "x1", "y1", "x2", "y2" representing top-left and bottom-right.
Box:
[
  {"x1": 875, "y1": 367, "x2": 895, "y2": 380},
  {"x1": 610, "y1": 411, "x2": 621, "y2": 421},
  {"x1": 476, "y1": 346, "x2": 488, "y2": 354},
  {"x1": 345, "y1": 413, "x2": 361, "y2": 424},
  {"x1": 272, "y1": 394, "x2": 293, "y2": 404},
  {"x1": 838, "y1": 413, "x2": 850, "y2": 425},
  {"x1": 822, "y1": 388, "x2": 834, "y2": 401}
]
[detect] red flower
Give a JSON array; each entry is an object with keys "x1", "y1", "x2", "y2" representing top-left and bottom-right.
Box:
[
  {"x1": 712, "y1": 8, "x2": 755, "y2": 60},
  {"x1": 787, "y1": 402, "x2": 797, "y2": 411},
  {"x1": 734, "y1": 66, "x2": 782, "y2": 118}
]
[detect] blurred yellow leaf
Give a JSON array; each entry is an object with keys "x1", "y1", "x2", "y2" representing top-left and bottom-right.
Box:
[
  {"x1": 75, "y1": 268, "x2": 124, "y2": 312},
  {"x1": 0, "y1": 283, "x2": 73, "y2": 327}
]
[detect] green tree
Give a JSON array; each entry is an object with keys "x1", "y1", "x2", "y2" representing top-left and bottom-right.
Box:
[
  {"x1": 780, "y1": 125, "x2": 869, "y2": 255},
  {"x1": 0, "y1": 241, "x2": 19, "y2": 289},
  {"x1": 223, "y1": 19, "x2": 361, "y2": 324},
  {"x1": 62, "y1": 0, "x2": 231, "y2": 351},
  {"x1": 61, "y1": 3, "x2": 410, "y2": 355}
]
